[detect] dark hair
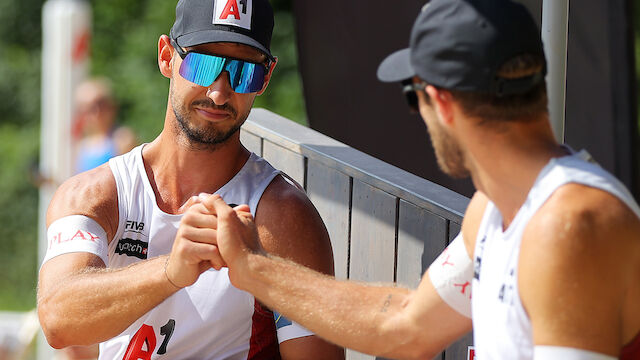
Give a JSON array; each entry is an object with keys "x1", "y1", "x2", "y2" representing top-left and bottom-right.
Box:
[{"x1": 449, "y1": 54, "x2": 548, "y2": 123}]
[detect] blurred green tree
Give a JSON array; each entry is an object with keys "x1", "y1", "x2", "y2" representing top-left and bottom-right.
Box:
[{"x1": 0, "y1": 0, "x2": 44, "y2": 310}]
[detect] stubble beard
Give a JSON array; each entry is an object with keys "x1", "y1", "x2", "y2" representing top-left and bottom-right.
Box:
[
  {"x1": 171, "y1": 92, "x2": 251, "y2": 152},
  {"x1": 428, "y1": 121, "x2": 470, "y2": 179}
]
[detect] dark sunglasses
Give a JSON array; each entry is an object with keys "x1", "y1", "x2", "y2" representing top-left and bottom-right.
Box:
[
  {"x1": 171, "y1": 38, "x2": 270, "y2": 94},
  {"x1": 401, "y1": 80, "x2": 428, "y2": 113}
]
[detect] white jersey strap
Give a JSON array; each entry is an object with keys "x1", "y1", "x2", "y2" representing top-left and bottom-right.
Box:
[
  {"x1": 534, "y1": 346, "x2": 616, "y2": 360},
  {"x1": 273, "y1": 311, "x2": 314, "y2": 343},
  {"x1": 428, "y1": 233, "x2": 473, "y2": 317},
  {"x1": 42, "y1": 215, "x2": 109, "y2": 266}
]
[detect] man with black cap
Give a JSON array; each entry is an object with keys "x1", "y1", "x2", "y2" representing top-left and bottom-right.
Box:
[
  {"x1": 201, "y1": 0, "x2": 640, "y2": 359},
  {"x1": 37, "y1": 0, "x2": 344, "y2": 358}
]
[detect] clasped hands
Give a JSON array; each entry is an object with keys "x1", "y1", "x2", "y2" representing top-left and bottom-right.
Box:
[{"x1": 165, "y1": 193, "x2": 262, "y2": 289}]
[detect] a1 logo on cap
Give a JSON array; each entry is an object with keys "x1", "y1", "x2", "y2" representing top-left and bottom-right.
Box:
[{"x1": 213, "y1": 0, "x2": 253, "y2": 30}]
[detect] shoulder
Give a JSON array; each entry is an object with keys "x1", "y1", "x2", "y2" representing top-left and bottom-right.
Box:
[
  {"x1": 520, "y1": 182, "x2": 640, "y2": 285},
  {"x1": 519, "y1": 183, "x2": 640, "y2": 351},
  {"x1": 256, "y1": 175, "x2": 316, "y2": 225},
  {"x1": 523, "y1": 183, "x2": 639, "y2": 260},
  {"x1": 47, "y1": 163, "x2": 119, "y2": 240},
  {"x1": 460, "y1": 191, "x2": 489, "y2": 256},
  {"x1": 255, "y1": 174, "x2": 334, "y2": 274},
  {"x1": 257, "y1": 173, "x2": 306, "y2": 207}
]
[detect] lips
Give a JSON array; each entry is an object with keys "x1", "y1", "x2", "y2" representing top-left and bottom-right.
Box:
[{"x1": 194, "y1": 107, "x2": 231, "y2": 121}]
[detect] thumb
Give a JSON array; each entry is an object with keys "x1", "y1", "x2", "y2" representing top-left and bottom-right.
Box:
[
  {"x1": 208, "y1": 194, "x2": 234, "y2": 217},
  {"x1": 233, "y1": 204, "x2": 254, "y2": 223}
]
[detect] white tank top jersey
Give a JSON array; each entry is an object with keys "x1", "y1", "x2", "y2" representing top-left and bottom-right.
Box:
[
  {"x1": 96, "y1": 144, "x2": 306, "y2": 359},
  {"x1": 471, "y1": 150, "x2": 640, "y2": 359}
]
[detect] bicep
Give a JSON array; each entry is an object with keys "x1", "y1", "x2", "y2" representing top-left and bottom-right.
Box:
[
  {"x1": 397, "y1": 236, "x2": 473, "y2": 352},
  {"x1": 519, "y1": 207, "x2": 624, "y2": 356},
  {"x1": 42, "y1": 215, "x2": 110, "y2": 267},
  {"x1": 40, "y1": 166, "x2": 116, "y2": 294},
  {"x1": 279, "y1": 336, "x2": 345, "y2": 360},
  {"x1": 274, "y1": 311, "x2": 343, "y2": 359},
  {"x1": 396, "y1": 192, "x2": 483, "y2": 349},
  {"x1": 39, "y1": 252, "x2": 106, "y2": 298},
  {"x1": 426, "y1": 233, "x2": 473, "y2": 317},
  {"x1": 46, "y1": 164, "x2": 118, "y2": 240}
]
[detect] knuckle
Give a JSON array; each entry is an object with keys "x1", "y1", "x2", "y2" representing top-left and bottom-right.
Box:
[{"x1": 182, "y1": 211, "x2": 195, "y2": 223}]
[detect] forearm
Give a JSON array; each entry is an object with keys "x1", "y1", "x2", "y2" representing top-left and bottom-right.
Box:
[
  {"x1": 38, "y1": 255, "x2": 178, "y2": 347},
  {"x1": 234, "y1": 254, "x2": 419, "y2": 357}
]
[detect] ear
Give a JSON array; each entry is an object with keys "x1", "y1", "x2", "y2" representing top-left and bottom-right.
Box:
[
  {"x1": 256, "y1": 56, "x2": 278, "y2": 95},
  {"x1": 426, "y1": 85, "x2": 455, "y2": 127},
  {"x1": 158, "y1": 35, "x2": 175, "y2": 79}
]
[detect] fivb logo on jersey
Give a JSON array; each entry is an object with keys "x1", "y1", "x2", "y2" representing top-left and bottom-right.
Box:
[{"x1": 213, "y1": 0, "x2": 253, "y2": 30}]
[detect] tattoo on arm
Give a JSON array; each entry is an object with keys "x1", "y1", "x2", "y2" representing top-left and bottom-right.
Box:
[{"x1": 380, "y1": 294, "x2": 392, "y2": 313}]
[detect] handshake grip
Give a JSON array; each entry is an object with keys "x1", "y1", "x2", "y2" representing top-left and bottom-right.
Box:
[{"x1": 165, "y1": 194, "x2": 262, "y2": 289}]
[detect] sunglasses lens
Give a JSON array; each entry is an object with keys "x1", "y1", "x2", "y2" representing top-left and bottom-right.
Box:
[
  {"x1": 226, "y1": 60, "x2": 267, "y2": 93},
  {"x1": 179, "y1": 52, "x2": 225, "y2": 87},
  {"x1": 405, "y1": 90, "x2": 419, "y2": 113},
  {"x1": 179, "y1": 52, "x2": 266, "y2": 93}
]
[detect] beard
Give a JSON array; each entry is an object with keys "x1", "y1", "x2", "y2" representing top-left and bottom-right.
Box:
[
  {"x1": 171, "y1": 90, "x2": 250, "y2": 152},
  {"x1": 427, "y1": 119, "x2": 470, "y2": 179}
]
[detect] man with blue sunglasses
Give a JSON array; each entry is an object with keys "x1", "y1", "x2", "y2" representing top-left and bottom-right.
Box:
[{"x1": 37, "y1": 0, "x2": 344, "y2": 359}]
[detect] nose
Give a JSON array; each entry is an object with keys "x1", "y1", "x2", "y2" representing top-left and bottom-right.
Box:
[{"x1": 206, "y1": 72, "x2": 232, "y2": 106}]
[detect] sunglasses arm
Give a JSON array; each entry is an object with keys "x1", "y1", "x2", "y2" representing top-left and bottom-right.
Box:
[{"x1": 257, "y1": 56, "x2": 278, "y2": 95}]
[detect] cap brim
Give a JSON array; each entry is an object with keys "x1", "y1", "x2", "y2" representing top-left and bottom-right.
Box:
[
  {"x1": 377, "y1": 48, "x2": 415, "y2": 82},
  {"x1": 176, "y1": 30, "x2": 274, "y2": 60}
]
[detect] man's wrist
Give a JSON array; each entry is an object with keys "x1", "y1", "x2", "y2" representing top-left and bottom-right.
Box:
[
  {"x1": 232, "y1": 251, "x2": 270, "y2": 291},
  {"x1": 163, "y1": 256, "x2": 182, "y2": 289}
]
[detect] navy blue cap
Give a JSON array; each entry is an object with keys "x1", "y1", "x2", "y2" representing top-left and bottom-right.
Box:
[
  {"x1": 377, "y1": 0, "x2": 546, "y2": 96},
  {"x1": 170, "y1": 0, "x2": 274, "y2": 60}
]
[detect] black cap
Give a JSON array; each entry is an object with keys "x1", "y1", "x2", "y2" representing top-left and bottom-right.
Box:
[
  {"x1": 170, "y1": 0, "x2": 274, "y2": 60},
  {"x1": 377, "y1": 0, "x2": 546, "y2": 96}
]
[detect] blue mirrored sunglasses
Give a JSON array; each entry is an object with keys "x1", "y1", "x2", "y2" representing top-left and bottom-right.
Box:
[{"x1": 171, "y1": 38, "x2": 269, "y2": 94}]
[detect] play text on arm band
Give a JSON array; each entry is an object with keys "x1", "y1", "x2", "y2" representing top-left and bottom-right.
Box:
[
  {"x1": 428, "y1": 233, "x2": 473, "y2": 317},
  {"x1": 43, "y1": 215, "x2": 109, "y2": 266}
]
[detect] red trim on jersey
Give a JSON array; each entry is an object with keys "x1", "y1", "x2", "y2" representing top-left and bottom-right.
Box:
[
  {"x1": 248, "y1": 300, "x2": 281, "y2": 359},
  {"x1": 621, "y1": 330, "x2": 640, "y2": 360}
]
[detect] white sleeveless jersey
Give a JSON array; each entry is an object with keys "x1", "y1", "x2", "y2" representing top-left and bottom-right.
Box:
[
  {"x1": 101, "y1": 145, "x2": 284, "y2": 360},
  {"x1": 471, "y1": 150, "x2": 640, "y2": 359}
]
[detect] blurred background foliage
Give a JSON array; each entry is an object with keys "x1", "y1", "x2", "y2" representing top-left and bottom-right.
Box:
[
  {"x1": 0, "y1": 0, "x2": 638, "y2": 312},
  {"x1": 0, "y1": 0, "x2": 305, "y2": 311}
]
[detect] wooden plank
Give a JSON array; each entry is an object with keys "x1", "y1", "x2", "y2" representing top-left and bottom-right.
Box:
[
  {"x1": 240, "y1": 128, "x2": 262, "y2": 156},
  {"x1": 396, "y1": 200, "x2": 448, "y2": 288},
  {"x1": 444, "y1": 220, "x2": 473, "y2": 360},
  {"x1": 262, "y1": 139, "x2": 305, "y2": 187},
  {"x1": 445, "y1": 332, "x2": 474, "y2": 360},
  {"x1": 306, "y1": 160, "x2": 351, "y2": 280},
  {"x1": 349, "y1": 181, "x2": 396, "y2": 283},
  {"x1": 448, "y1": 221, "x2": 461, "y2": 244},
  {"x1": 346, "y1": 349, "x2": 375, "y2": 360},
  {"x1": 245, "y1": 109, "x2": 469, "y2": 223}
]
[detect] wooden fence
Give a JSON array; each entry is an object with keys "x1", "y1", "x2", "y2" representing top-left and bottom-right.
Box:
[{"x1": 242, "y1": 108, "x2": 473, "y2": 360}]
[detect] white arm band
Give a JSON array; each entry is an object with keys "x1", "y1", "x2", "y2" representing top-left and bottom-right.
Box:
[
  {"x1": 534, "y1": 346, "x2": 616, "y2": 360},
  {"x1": 42, "y1": 215, "x2": 109, "y2": 266},
  {"x1": 428, "y1": 233, "x2": 473, "y2": 317},
  {"x1": 273, "y1": 311, "x2": 314, "y2": 343}
]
